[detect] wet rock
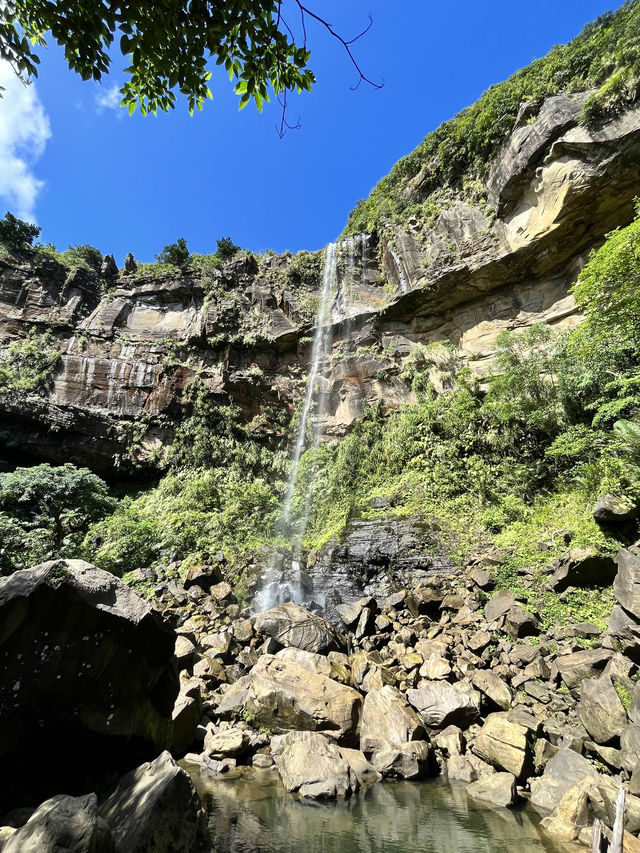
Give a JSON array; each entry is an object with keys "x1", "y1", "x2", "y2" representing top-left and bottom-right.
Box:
[
  {"x1": 472, "y1": 712, "x2": 533, "y2": 779},
  {"x1": 4, "y1": 793, "x2": 114, "y2": 853},
  {"x1": 360, "y1": 686, "x2": 426, "y2": 754},
  {"x1": 614, "y1": 549, "x2": 640, "y2": 620},
  {"x1": 530, "y1": 748, "x2": 598, "y2": 813},
  {"x1": 406, "y1": 682, "x2": 480, "y2": 729},
  {"x1": 577, "y1": 674, "x2": 628, "y2": 745},
  {"x1": 275, "y1": 731, "x2": 356, "y2": 799},
  {"x1": 466, "y1": 772, "x2": 517, "y2": 808},
  {"x1": 0, "y1": 560, "x2": 179, "y2": 808},
  {"x1": 549, "y1": 548, "x2": 617, "y2": 592},
  {"x1": 99, "y1": 751, "x2": 210, "y2": 852},
  {"x1": 253, "y1": 603, "x2": 341, "y2": 653}
]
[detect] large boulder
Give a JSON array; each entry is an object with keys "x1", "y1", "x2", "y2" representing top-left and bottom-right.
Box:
[
  {"x1": 530, "y1": 748, "x2": 599, "y2": 813},
  {"x1": 472, "y1": 712, "x2": 533, "y2": 779},
  {"x1": 4, "y1": 793, "x2": 114, "y2": 853},
  {"x1": 274, "y1": 731, "x2": 357, "y2": 799},
  {"x1": 252, "y1": 603, "x2": 341, "y2": 653},
  {"x1": 99, "y1": 751, "x2": 210, "y2": 852},
  {"x1": 360, "y1": 686, "x2": 426, "y2": 754},
  {"x1": 221, "y1": 655, "x2": 362, "y2": 744},
  {"x1": 466, "y1": 772, "x2": 517, "y2": 808},
  {"x1": 549, "y1": 548, "x2": 617, "y2": 592},
  {"x1": 370, "y1": 741, "x2": 432, "y2": 780},
  {"x1": 406, "y1": 682, "x2": 480, "y2": 729},
  {"x1": 614, "y1": 549, "x2": 640, "y2": 620},
  {"x1": 471, "y1": 671, "x2": 512, "y2": 711},
  {"x1": 0, "y1": 561, "x2": 179, "y2": 808},
  {"x1": 554, "y1": 648, "x2": 613, "y2": 694},
  {"x1": 577, "y1": 675, "x2": 628, "y2": 745}
]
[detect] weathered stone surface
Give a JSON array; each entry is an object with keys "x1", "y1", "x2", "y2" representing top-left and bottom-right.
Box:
[
  {"x1": 236, "y1": 655, "x2": 362, "y2": 744},
  {"x1": 360, "y1": 686, "x2": 426, "y2": 754},
  {"x1": 99, "y1": 751, "x2": 210, "y2": 852},
  {"x1": 471, "y1": 671, "x2": 512, "y2": 711},
  {"x1": 370, "y1": 741, "x2": 431, "y2": 780},
  {"x1": 549, "y1": 548, "x2": 618, "y2": 592},
  {"x1": 472, "y1": 712, "x2": 533, "y2": 779},
  {"x1": 0, "y1": 560, "x2": 179, "y2": 808},
  {"x1": 504, "y1": 604, "x2": 541, "y2": 639},
  {"x1": 204, "y1": 726, "x2": 251, "y2": 759},
  {"x1": 275, "y1": 731, "x2": 356, "y2": 799},
  {"x1": 577, "y1": 675, "x2": 628, "y2": 745},
  {"x1": 594, "y1": 494, "x2": 637, "y2": 523},
  {"x1": 274, "y1": 647, "x2": 333, "y2": 677},
  {"x1": 466, "y1": 772, "x2": 517, "y2": 808},
  {"x1": 407, "y1": 682, "x2": 480, "y2": 729},
  {"x1": 530, "y1": 748, "x2": 598, "y2": 813},
  {"x1": 253, "y1": 603, "x2": 340, "y2": 653},
  {"x1": 4, "y1": 794, "x2": 114, "y2": 853},
  {"x1": 484, "y1": 590, "x2": 516, "y2": 623},
  {"x1": 614, "y1": 549, "x2": 640, "y2": 620},
  {"x1": 338, "y1": 747, "x2": 382, "y2": 788},
  {"x1": 555, "y1": 648, "x2": 613, "y2": 693}
]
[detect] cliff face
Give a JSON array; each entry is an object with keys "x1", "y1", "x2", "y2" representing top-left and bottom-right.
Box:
[{"x1": 2, "y1": 93, "x2": 640, "y2": 471}]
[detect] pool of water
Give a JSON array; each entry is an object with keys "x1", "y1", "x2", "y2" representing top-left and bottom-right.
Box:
[{"x1": 187, "y1": 767, "x2": 577, "y2": 853}]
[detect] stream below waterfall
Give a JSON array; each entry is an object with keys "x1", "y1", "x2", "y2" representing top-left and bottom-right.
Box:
[{"x1": 186, "y1": 767, "x2": 576, "y2": 853}]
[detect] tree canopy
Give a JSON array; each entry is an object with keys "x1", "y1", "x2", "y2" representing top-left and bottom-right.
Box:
[{"x1": 1, "y1": 1, "x2": 378, "y2": 128}]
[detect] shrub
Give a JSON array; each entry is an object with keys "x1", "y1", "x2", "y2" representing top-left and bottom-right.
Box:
[
  {"x1": 0, "y1": 212, "x2": 41, "y2": 253},
  {"x1": 216, "y1": 236, "x2": 240, "y2": 260},
  {"x1": 156, "y1": 237, "x2": 190, "y2": 266}
]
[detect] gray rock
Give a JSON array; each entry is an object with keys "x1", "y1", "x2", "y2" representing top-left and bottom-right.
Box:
[
  {"x1": 466, "y1": 772, "x2": 517, "y2": 808},
  {"x1": 577, "y1": 675, "x2": 628, "y2": 745},
  {"x1": 593, "y1": 494, "x2": 637, "y2": 523},
  {"x1": 407, "y1": 682, "x2": 480, "y2": 729},
  {"x1": 4, "y1": 794, "x2": 114, "y2": 853},
  {"x1": 472, "y1": 712, "x2": 533, "y2": 779},
  {"x1": 204, "y1": 726, "x2": 251, "y2": 759},
  {"x1": 504, "y1": 605, "x2": 541, "y2": 639},
  {"x1": 0, "y1": 560, "x2": 179, "y2": 809},
  {"x1": 124, "y1": 252, "x2": 137, "y2": 273},
  {"x1": 253, "y1": 603, "x2": 341, "y2": 653},
  {"x1": 529, "y1": 748, "x2": 598, "y2": 813},
  {"x1": 614, "y1": 549, "x2": 640, "y2": 620},
  {"x1": 472, "y1": 670, "x2": 512, "y2": 711},
  {"x1": 484, "y1": 590, "x2": 516, "y2": 623},
  {"x1": 360, "y1": 686, "x2": 426, "y2": 754},
  {"x1": 101, "y1": 254, "x2": 118, "y2": 278},
  {"x1": 549, "y1": 548, "x2": 617, "y2": 592},
  {"x1": 555, "y1": 648, "x2": 613, "y2": 693},
  {"x1": 276, "y1": 731, "x2": 357, "y2": 799},
  {"x1": 370, "y1": 741, "x2": 431, "y2": 780},
  {"x1": 99, "y1": 751, "x2": 210, "y2": 852},
  {"x1": 620, "y1": 725, "x2": 640, "y2": 773}
]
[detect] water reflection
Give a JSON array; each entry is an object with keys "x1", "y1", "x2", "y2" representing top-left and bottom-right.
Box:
[{"x1": 186, "y1": 767, "x2": 577, "y2": 853}]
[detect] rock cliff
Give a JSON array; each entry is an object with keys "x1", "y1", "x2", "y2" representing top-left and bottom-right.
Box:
[{"x1": 2, "y1": 94, "x2": 640, "y2": 471}]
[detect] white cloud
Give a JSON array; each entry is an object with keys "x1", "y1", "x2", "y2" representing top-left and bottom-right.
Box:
[
  {"x1": 96, "y1": 83, "x2": 122, "y2": 113},
  {"x1": 0, "y1": 61, "x2": 51, "y2": 222}
]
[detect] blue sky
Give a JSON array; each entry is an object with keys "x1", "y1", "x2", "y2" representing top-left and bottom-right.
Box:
[{"x1": 0, "y1": 0, "x2": 618, "y2": 264}]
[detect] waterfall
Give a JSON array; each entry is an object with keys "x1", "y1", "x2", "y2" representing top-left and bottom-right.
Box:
[{"x1": 252, "y1": 242, "x2": 339, "y2": 612}]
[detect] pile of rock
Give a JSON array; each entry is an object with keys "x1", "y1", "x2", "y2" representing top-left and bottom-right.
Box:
[{"x1": 160, "y1": 546, "x2": 640, "y2": 849}]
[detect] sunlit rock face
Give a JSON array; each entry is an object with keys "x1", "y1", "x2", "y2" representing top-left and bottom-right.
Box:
[{"x1": 2, "y1": 95, "x2": 640, "y2": 470}]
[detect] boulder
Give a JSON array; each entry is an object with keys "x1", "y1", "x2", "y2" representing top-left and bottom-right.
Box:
[
  {"x1": 235, "y1": 655, "x2": 362, "y2": 744},
  {"x1": 170, "y1": 679, "x2": 202, "y2": 754},
  {"x1": 577, "y1": 675, "x2": 628, "y2": 745},
  {"x1": 370, "y1": 741, "x2": 431, "y2": 780},
  {"x1": 607, "y1": 606, "x2": 640, "y2": 662},
  {"x1": 360, "y1": 686, "x2": 426, "y2": 754},
  {"x1": 504, "y1": 605, "x2": 541, "y2": 639},
  {"x1": 274, "y1": 647, "x2": 333, "y2": 677},
  {"x1": 406, "y1": 682, "x2": 480, "y2": 729},
  {"x1": 4, "y1": 794, "x2": 114, "y2": 853},
  {"x1": 253, "y1": 603, "x2": 340, "y2": 653},
  {"x1": 614, "y1": 549, "x2": 640, "y2": 620},
  {"x1": 471, "y1": 671, "x2": 512, "y2": 711},
  {"x1": 337, "y1": 748, "x2": 382, "y2": 788},
  {"x1": 484, "y1": 590, "x2": 516, "y2": 623},
  {"x1": 620, "y1": 725, "x2": 640, "y2": 773},
  {"x1": 99, "y1": 751, "x2": 210, "y2": 852},
  {"x1": 204, "y1": 726, "x2": 251, "y2": 759},
  {"x1": 530, "y1": 748, "x2": 598, "y2": 813},
  {"x1": 549, "y1": 548, "x2": 617, "y2": 592},
  {"x1": 466, "y1": 772, "x2": 517, "y2": 808},
  {"x1": 275, "y1": 731, "x2": 357, "y2": 799},
  {"x1": 555, "y1": 648, "x2": 612, "y2": 693},
  {"x1": 0, "y1": 561, "x2": 179, "y2": 808},
  {"x1": 593, "y1": 495, "x2": 637, "y2": 524},
  {"x1": 472, "y1": 712, "x2": 533, "y2": 779}
]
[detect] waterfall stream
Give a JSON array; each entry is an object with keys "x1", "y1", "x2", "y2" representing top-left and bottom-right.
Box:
[{"x1": 252, "y1": 242, "x2": 339, "y2": 612}]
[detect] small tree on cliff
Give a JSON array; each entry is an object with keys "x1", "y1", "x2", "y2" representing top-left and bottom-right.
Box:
[
  {"x1": 0, "y1": 212, "x2": 41, "y2": 253},
  {"x1": 156, "y1": 237, "x2": 190, "y2": 268}
]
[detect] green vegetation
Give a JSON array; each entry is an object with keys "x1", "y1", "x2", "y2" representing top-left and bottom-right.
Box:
[
  {"x1": 0, "y1": 212, "x2": 40, "y2": 253},
  {"x1": 216, "y1": 237, "x2": 241, "y2": 261},
  {"x1": 156, "y1": 237, "x2": 190, "y2": 267},
  {"x1": 0, "y1": 331, "x2": 61, "y2": 392},
  {"x1": 344, "y1": 1, "x2": 640, "y2": 236},
  {"x1": 0, "y1": 464, "x2": 115, "y2": 574}
]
